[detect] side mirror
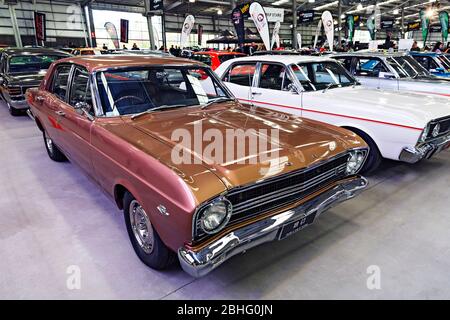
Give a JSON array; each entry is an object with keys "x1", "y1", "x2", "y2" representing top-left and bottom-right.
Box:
[
  {"x1": 74, "y1": 101, "x2": 94, "y2": 120},
  {"x1": 287, "y1": 83, "x2": 300, "y2": 94}
]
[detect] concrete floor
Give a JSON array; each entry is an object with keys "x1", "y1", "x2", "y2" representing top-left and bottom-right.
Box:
[{"x1": 1, "y1": 101, "x2": 450, "y2": 300}]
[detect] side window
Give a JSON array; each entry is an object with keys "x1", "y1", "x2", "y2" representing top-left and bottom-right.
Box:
[
  {"x1": 51, "y1": 65, "x2": 72, "y2": 100},
  {"x1": 355, "y1": 58, "x2": 387, "y2": 77},
  {"x1": 429, "y1": 57, "x2": 440, "y2": 70},
  {"x1": 222, "y1": 63, "x2": 256, "y2": 87},
  {"x1": 69, "y1": 67, "x2": 93, "y2": 112},
  {"x1": 335, "y1": 57, "x2": 353, "y2": 72},
  {"x1": 258, "y1": 64, "x2": 286, "y2": 90},
  {"x1": 414, "y1": 56, "x2": 430, "y2": 69}
]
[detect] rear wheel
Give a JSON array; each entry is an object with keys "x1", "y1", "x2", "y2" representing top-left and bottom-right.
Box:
[
  {"x1": 7, "y1": 103, "x2": 22, "y2": 116},
  {"x1": 43, "y1": 131, "x2": 67, "y2": 162},
  {"x1": 347, "y1": 128, "x2": 382, "y2": 174},
  {"x1": 123, "y1": 192, "x2": 175, "y2": 270}
]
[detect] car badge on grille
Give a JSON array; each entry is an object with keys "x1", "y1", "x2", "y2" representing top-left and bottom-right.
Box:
[{"x1": 285, "y1": 162, "x2": 293, "y2": 166}]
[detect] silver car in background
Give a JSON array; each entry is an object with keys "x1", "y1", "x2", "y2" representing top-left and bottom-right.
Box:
[{"x1": 331, "y1": 51, "x2": 450, "y2": 97}]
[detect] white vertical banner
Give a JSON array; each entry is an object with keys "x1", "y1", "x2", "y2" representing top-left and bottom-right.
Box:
[
  {"x1": 297, "y1": 32, "x2": 302, "y2": 49},
  {"x1": 180, "y1": 15, "x2": 195, "y2": 48},
  {"x1": 250, "y1": 2, "x2": 270, "y2": 50},
  {"x1": 271, "y1": 21, "x2": 281, "y2": 49},
  {"x1": 313, "y1": 19, "x2": 322, "y2": 48},
  {"x1": 321, "y1": 10, "x2": 334, "y2": 51}
]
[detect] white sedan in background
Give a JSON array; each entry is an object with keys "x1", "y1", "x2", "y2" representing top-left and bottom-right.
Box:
[
  {"x1": 215, "y1": 55, "x2": 450, "y2": 172},
  {"x1": 331, "y1": 51, "x2": 450, "y2": 96}
]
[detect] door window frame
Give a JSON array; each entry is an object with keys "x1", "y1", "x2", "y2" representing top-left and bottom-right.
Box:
[
  {"x1": 254, "y1": 61, "x2": 299, "y2": 92},
  {"x1": 67, "y1": 65, "x2": 98, "y2": 117}
]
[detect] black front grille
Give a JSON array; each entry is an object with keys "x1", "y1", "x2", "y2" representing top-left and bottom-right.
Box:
[
  {"x1": 429, "y1": 116, "x2": 450, "y2": 139},
  {"x1": 227, "y1": 153, "x2": 349, "y2": 223},
  {"x1": 194, "y1": 152, "x2": 350, "y2": 240}
]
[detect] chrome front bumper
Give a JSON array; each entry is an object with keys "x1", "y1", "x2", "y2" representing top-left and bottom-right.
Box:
[
  {"x1": 399, "y1": 134, "x2": 450, "y2": 163},
  {"x1": 178, "y1": 176, "x2": 368, "y2": 278}
]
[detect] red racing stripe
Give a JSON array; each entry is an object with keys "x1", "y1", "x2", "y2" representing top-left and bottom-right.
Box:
[{"x1": 238, "y1": 98, "x2": 423, "y2": 131}]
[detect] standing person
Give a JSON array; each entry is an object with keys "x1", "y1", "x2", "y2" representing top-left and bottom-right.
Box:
[
  {"x1": 410, "y1": 41, "x2": 420, "y2": 52},
  {"x1": 122, "y1": 44, "x2": 128, "y2": 50},
  {"x1": 169, "y1": 45, "x2": 175, "y2": 55},
  {"x1": 433, "y1": 41, "x2": 443, "y2": 53},
  {"x1": 102, "y1": 43, "x2": 108, "y2": 50},
  {"x1": 131, "y1": 43, "x2": 140, "y2": 50}
]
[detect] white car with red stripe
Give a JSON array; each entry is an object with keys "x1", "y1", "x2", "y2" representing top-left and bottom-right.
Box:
[
  {"x1": 331, "y1": 51, "x2": 450, "y2": 97},
  {"x1": 215, "y1": 55, "x2": 450, "y2": 172}
]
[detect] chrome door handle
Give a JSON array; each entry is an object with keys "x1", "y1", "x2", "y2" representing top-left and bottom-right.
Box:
[
  {"x1": 36, "y1": 96, "x2": 45, "y2": 102},
  {"x1": 55, "y1": 111, "x2": 65, "y2": 117},
  {"x1": 252, "y1": 92, "x2": 262, "y2": 96}
]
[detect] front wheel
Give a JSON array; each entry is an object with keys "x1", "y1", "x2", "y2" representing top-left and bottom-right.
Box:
[
  {"x1": 43, "y1": 131, "x2": 67, "y2": 162},
  {"x1": 123, "y1": 192, "x2": 175, "y2": 270}
]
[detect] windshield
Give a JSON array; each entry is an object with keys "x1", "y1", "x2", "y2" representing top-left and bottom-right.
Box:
[
  {"x1": 192, "y1": 54, "x2": 212, "y2": 66},
  {"x1": 8, "y1": 55, "x2": 63, "y2": 73},
  {"x1": 290, "y1": 61, "x2": 356, "y2": 91},
  {"x1": 96, "y1": 66, "x2": 231, "y2": 116},
  {"x1": 386, "y1": 56, "x2": 430, "y2": 78},
  {"x1": 437, "y1": 55, "x2": 450, "y2": 70}
]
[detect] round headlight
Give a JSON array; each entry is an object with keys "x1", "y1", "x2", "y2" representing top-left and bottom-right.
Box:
[
  {"x1": 199, "y1": 198, "x2": 232, "y2": 234},
  {"x1": 346, "y1": 150, "x2": 366, "y2": 175},
  {"x1": 432, "y1": 123, "x2": 441, "y2": 138}
]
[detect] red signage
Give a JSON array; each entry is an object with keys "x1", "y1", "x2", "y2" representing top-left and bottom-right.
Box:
[{"x1": 34, "y1": 12, "x2": 46, "y2": 42}]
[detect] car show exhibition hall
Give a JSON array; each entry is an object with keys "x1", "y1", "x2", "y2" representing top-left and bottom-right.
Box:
[{"x1": 1, "y1": 0, "x2": 450, "y2": 300}]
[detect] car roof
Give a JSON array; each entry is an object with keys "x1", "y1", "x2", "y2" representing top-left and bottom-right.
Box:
[
  {"x1": 2, "y1": 47, "x2": 70, "y2": 56},
  {"x1": 332, "y1": 51, "x2": 407, "y2": 58},
  {"x1": 409, "y1": 51, "x2": 438, "y2": 56},
  {"x1": 195, "y1": 51, "x2": 244, "y2": 56},
  {"x1": 225, "y1": 54, "x2": 333, "y2": 64},
  {"x1": 55, "y1": 55, "x2": 205, "y2": 72}
]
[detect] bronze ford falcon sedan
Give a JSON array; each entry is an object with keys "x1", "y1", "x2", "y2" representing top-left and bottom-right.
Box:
[{"x1": 27, "y1": 56, "x2": 369, "y2": 277}]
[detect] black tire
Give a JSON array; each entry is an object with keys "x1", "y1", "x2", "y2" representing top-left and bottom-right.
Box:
[
  {"x1": 347, "y1": 128, "x2": 382, "y2": 174},
  {"x1": 7, "y1": 103, "x2": 22, "y2": 116},
  {"x1": 123, "y1": 191, "x2": 175, "y2": 270},
  {"x1": 43, "y1": 131, "x2": 67, "y2": 162}
]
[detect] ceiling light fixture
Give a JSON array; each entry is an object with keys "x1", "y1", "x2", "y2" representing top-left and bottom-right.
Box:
[
  {"x1": 217, "y1": 9, "x2": 223, "y2": 15},
  {"x1": 314, "y1": 0, "x2": 338, "y2": 11}
]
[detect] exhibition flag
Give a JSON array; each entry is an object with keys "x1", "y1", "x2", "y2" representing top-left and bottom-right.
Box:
[
  {"x1": 419, "y1": 9, "x2": 430, "y2": 44},
  {"x1": 346, "y1": 15, "x2": 355, "y2": 42},
  {"x1": 250, "y1": 2, "x2": 270, "y2": 50},
  {"x1": 297, "y1": 32, "x2": 302, "y2": 49},
  {"x1": 104, "y1": 22, "x2": 119, "y2": 49},
  {"x1": 180, "y1": 15, "x2": 195, "y2": 48},
  {"x1": 271, "y1": 21, "x2": 281, "y2": 49},
  {"x1": 439, "y1": 11, "x2": 449, "y2": 43},
  {"x1": 231, "y1": 6, "x2": 245, "y2": 47},
  {"x1": 321, "y1": 10, "x2": 334, "y2": 51}
]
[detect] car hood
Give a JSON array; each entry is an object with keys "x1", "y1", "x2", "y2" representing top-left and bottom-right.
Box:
[
  {"x1": 317, "y1": 86, "x2": 450, "y2": 127},
  {"x1": 6, "y1": 72, "x2": 46, "y2": 86},
  {"x1": 123, "y1": 102, "x2": 364, "y2": 198}
]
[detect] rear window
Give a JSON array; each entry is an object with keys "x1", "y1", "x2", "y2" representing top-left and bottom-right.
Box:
[
  {"x1": 218, "y1": 54, "x2": 242, "y2": 63},
  {"x1": 8, "y1": 55, "x2": 63, "y2": 73},
  {"x1": 192, "y1": 54, "x2": 212, "y2": 66}
]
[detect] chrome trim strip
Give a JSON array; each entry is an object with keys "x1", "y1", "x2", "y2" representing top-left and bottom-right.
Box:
[{"x1": 180, "y1": 176, "x2": 368, "y2": 278}]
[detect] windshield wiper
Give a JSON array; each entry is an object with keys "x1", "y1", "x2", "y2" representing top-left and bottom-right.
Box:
[
  {"x1": 200, "y1": 97, "x2": 235, "y2": 109},
  {"x1": 322, "y1": 83, "x2": 340, "y2": 93},
  {"x1": 131, "y1": 104, "x2": 187, "y2": 120}
]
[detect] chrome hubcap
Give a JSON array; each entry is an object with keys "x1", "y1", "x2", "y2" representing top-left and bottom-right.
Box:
[
  {"x1": 129, "y1": 200, "x2": 154, "y2": 254},
  {"x1": 45, "y1": 133, "x2": 54, "y2": 154}
]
